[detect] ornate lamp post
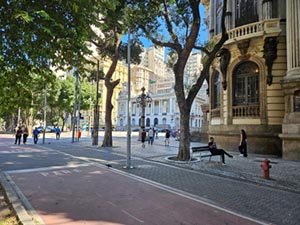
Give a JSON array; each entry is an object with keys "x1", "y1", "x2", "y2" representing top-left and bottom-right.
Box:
[{"x1": 136, "y1": 87, "x2": 152, "y2": 139}]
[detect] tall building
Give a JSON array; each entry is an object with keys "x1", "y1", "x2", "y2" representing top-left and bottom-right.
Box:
[
  {"x1": 206, "y1": 0, "x2": 300, "y2": 160},
  {"x1": 184, "y1": 52, "x2": 203, "y2": 86},
  {"x1": 140, "y1": 46, "x2": 165, "y2": 77}
]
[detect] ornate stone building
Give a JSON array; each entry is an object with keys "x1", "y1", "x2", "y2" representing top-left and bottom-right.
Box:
[{"x1": 206, "y1": 0, "x2": 300, "y2": 160}]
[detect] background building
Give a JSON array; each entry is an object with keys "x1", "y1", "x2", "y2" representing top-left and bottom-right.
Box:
[{"x1": 117, "y1": 49, "x2": 208, "y2": 131}]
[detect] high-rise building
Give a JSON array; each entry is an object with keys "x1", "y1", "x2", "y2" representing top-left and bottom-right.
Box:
[{"x1": 140, "y1": 46, "x2": 165, "y2": 78}]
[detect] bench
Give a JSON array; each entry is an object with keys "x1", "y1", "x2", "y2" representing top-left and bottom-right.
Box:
[{"x1": 190, "y1": 146, "x2": 222, "y2": 162}]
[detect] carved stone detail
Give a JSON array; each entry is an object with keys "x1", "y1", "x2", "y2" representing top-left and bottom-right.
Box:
[
  {"x1": 216, "y1": 48, "x2": 231, "y2": 90},
  {"x1": 263, "y1": 37, "x2": 278, "y2": 85}
]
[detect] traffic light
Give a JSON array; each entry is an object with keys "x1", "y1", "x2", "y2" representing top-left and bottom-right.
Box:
[{"x1": 79, "y1": 112, "x2": 84, "y2": 120}]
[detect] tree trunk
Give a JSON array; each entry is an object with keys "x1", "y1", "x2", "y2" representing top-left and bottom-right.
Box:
[
  {"x1": 174, "y1": 60, "x2": 192, "y2": 161},
  {"x1": 177, "y1": 111, "x2": 191, "y2": 161},
  {"x1": 102, "y1": 84, "x2": 113, "y2": 147}
]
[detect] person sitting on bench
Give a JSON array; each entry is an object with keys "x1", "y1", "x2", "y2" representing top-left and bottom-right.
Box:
[{"x1": 208, "y1": 137, "x2": 233, "y2": 165}]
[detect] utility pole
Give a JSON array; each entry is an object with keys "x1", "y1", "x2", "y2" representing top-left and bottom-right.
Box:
[
  {"x1": 72, "y1": 71, "x2": 79, "y2": 143},
  {"x1": 125, "y1": 29, "x2": 133, "y2": 169},
  {"x1": 77, "y1": 85, "x2": 81, "y2": 142},
  {"x1": 92, "y1": 59, "x2": 100, "y2": 145},
  {"x1": 42, "y1": 85, "x2": 47, "y2": 144}
]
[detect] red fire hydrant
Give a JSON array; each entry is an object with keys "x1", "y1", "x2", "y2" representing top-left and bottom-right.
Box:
[{"x1": 261, "y1": 159, "x2": 272, "y2": 179}]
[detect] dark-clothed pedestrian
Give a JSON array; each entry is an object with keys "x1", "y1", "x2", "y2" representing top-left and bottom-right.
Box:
[
  {"x1": 15, "y1": 126, "x2": 22, "y2": 145},
  {"x1": 23, "y1": 126, "x2": 28, "y2": 144},
  {"x1": 91, "y1": 127, "x2": 94, "y2": 138},
  {"x1": 239, "y1": 129, "x2": 247, "y2": 157},
  {"x1": 208, "y1": 137, "x2": 233, "y2": 165},
  {"x1": 32, "y1": 127, "x2": 39, "y2": 144},
  {"x1": 141, "y1": 129, "x2": 147, "y2": 148},
  {"x1": 165, "y1": 129, "x2": 170, "y2": 146}
]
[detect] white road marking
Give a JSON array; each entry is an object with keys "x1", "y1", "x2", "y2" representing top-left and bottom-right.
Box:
[{"x1": 121, "y1": 209, "x2": 145, "y2": 224}]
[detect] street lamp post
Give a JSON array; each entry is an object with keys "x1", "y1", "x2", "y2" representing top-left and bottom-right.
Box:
[
  {"x1": 136, "y1": 87, "x2": 152, "y2": 139},
  {"x1": 72, "y1": 71, "x2": 79, "y2": 143},
  {"x1": 125, "y1": 29, "x2": 133, "y2": 169},
  {"x1": 92, "y1": 59, "x2": 100, "y2": 145}
]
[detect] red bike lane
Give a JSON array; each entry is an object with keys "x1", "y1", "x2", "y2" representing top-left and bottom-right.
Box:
[{"x1": 5, "y1": 164, "x2": 266, "y2": 225}]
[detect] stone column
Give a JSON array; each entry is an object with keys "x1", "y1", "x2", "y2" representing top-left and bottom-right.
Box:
[{"x1": 280, "y1": 0, "x2": 300, "y2": 160}]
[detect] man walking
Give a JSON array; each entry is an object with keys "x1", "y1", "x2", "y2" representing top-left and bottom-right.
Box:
[
  {"x1": 33, "y1": 127, "x2": 39, "y2": 144},
  {"x1": 55, "y1": 126, "x2": 61, "y2": 140}
]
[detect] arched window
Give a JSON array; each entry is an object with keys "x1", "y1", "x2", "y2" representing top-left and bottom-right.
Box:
[
  {"x1": 235, "y1": 0, "x2": 258, "y2": 27},
  {"x1": 154, "y1": 118, "x2": 158, "y2": 126},
  {"x1": 146, "y1": 118, "x2": 150, "y2": 127},
  {"x1": 233, "y1": 61, "x2": 259, "y2": 106},
  {"x1": 162, "y1": 118, "x2": 167, "y2": 125},
  {"x1": 211, "y1": 70, "x2": 221, "y2": 109}
]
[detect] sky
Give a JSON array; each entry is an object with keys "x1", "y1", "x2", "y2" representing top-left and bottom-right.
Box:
[{"x1": 124, "y1": 4, "x2": 208, "y2": 50}]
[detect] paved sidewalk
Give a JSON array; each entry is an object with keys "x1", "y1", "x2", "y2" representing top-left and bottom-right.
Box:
[
  {"x1": 79, "y1": 134, "x2": 300, "y2": 194},
  {"x1": 1, "y1": 133, "x2": 300, "y2": 225}
]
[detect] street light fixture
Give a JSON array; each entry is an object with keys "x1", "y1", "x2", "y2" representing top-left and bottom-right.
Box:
[{"x1": 136, "y1": 87, "x2": 152, "y2": 139}]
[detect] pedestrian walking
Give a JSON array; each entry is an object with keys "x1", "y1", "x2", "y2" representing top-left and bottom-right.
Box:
[
  {"x1": 165, "y1": 129, "x2": 170, "y2": 146},
  {"x1": 55, "y1": 126, "x2": 61, "y2": 140},
  {"x1": 155, "y1": 129, "x2": 158, "y2": 139},
  {"x1": 208, "y1": 137, "x2": 233, "y2": 165},
  {"x1": 147, "y1": 128, "x2": 154, "y2": 145},
  {"x1": 91, "y1": 127, "x2": 94, "y2": 138},
  {"x1": 32, "y1": 127, "x2": 39, "y2": 144},
  {"x1": 22, "y1": 126, "x2": 28, "y2": 144},
  {"x1": 15, "y1": 126, "x2": 22, "y2": 145},
  {"x1": 141, "y1": 129, "x2": 147, "y2": 148},
  {"x1": 77, "y1": 127, "x2": 82, "y2": 141},
  {"x1": 239, "y1": 129, "x2": 248, "y2": 157}
]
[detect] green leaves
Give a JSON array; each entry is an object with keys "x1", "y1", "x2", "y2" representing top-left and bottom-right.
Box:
[{"x1": 14, "y1": 10, "x2": 34, "y2": 22}]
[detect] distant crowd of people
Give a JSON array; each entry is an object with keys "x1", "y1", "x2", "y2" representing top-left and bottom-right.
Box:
[{"x1": 14, "y1": 125, "x2": 61, "y2": 145}]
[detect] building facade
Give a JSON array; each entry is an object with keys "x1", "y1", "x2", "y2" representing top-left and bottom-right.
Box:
[
  {"x1": 206, "y1": 0, "x2": 300, "y2": 160},
  {"x1": 117, "y1": 89, "x2": 206, "y2": 130}
]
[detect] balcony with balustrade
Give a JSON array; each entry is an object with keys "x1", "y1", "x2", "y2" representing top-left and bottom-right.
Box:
[{"x1": 214, "y1": 18, "x2": 282, "y2": 45}]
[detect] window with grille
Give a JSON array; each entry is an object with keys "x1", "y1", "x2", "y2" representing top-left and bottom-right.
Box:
[
  {"x1": 233, "y1": 61, "x2": 259, "y2": 106},
  {"x1": 212, "y1": 70, "x2": 221, "y2": 109}
]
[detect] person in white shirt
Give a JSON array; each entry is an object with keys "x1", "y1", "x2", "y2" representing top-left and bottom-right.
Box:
[{"x1": 148, "y1": 128, "x2": 154, "y2": 145}]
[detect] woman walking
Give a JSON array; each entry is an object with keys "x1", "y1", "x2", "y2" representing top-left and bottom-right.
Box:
[{"x1": 239, "y1": 129, "x2": 247, "y2": 157}]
